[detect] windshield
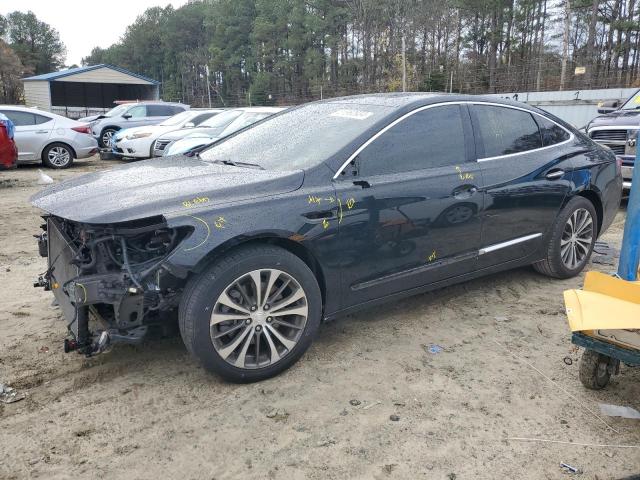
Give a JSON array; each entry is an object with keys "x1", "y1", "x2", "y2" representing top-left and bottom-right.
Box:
[
  {"x1": 104, "y1": 104, "x2": 131, "y2": 117},
  {"x1": 159, "y1": 111, "x2": 193, "y2": 126},
  {"x1": 218, "y1": 112, "x2": 273, "y2": 137},
  {"x1": 200, "y1": 103, "x2": 391, "y2": 170},
  {"x1": 200, "y1": 109, "x2": 243, "y2": 128},
  {"x1": 621, "y1": 90, "x2": 640, "y2": 110}
]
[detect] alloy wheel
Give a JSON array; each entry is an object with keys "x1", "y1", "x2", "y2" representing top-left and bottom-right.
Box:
[
  {"x1": 560, "y1": 208, "x2": 593, "y2": 270},
  {"x1": 47, "y1": 146, "x2": 71, "y2": 167},
  {"x1": 102, "y1": 130, "x2": 115, "y2": 147},
  {"x1": 210, "y1": 269, "x2": 309, "y2": 369}
]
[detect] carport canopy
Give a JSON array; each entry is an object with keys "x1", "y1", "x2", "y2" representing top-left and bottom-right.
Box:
[{"x1": 22, "y1": 64, "x2": 160, "y2": 111}]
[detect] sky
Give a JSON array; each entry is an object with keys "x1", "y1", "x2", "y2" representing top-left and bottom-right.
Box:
[{"x1": 1, "y1": 0, "x2": 189, "y2": 66}]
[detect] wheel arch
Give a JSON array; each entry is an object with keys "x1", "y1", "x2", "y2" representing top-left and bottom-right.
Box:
[
  {"x1": 188, "y1": 234, "x2": 328, "y2": 306},
  {"x1": 575, "y1": 189, "x2": 603, "y2": 235}
]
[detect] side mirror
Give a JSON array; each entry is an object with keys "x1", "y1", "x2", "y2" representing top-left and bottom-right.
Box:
[
  {"x1": 122, "y1": 113, "x2": 132, "y2": 120},
  {"x1": 597, "y1": 100, "x2": 619, "y2": 114},
  {"x1": 184, "y1": 122, "x2": 195, "y2": 128}
]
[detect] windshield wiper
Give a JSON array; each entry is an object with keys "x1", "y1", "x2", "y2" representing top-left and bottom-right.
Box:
[{"x1": 213, "y1": 159, "x2": 265, "y2": 170}]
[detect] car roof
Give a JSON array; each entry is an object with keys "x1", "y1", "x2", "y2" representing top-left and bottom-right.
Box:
[{"x1": 315, "y1": 92, "x2": 538, "y2": 113}]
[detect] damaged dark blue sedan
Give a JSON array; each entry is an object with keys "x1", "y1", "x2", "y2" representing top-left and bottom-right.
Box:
[{"x1": 32, "y1": 93, "x2": 622, "y2": 382}]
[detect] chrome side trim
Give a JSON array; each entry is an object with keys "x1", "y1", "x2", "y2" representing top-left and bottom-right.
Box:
[
  {"x1": 478, "y1": 233, "x2": 542, "y2": 255},
  {"x1": 332, "y1": 100, "x2": 575, "y2": 179},
  {"x1": 623, "y1": 181, "x2": 632, "y2": 189}
]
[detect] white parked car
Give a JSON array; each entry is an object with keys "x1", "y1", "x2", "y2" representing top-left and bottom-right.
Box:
[
  {"x1": 0, "y1": 105, "x2": 98, "y2": 169},
  {"x1": 111, "y1": 109, "x2": 222, "y2": 159},
  {"x1": 157, "y1": 107, "x2": 285, "y2": 157}
]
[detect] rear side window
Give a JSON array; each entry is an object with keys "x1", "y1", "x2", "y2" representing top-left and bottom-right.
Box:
[
  {"x1": 34, "y1": 114, "x2": 52, "y2": 125},
  {"x1": 473, "y1": 105, "x2": 542, "y2": 157},
  {"x1": 359, "y1": 105, "x2": 467, "y2": 177},
  {"x1": 148, "y1": 105, "x2": 179, "y2": 116},
  {"x1": 1, "y1": 110, "x2": 37, "y2": 126},
  {"x1": 536, "y1": 116, "x2": 570, "y2": 146}
]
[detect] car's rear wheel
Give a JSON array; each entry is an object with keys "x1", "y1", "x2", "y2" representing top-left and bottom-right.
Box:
[
  {"x1": 533, "y1": 196, "x2": 597, "y2": 278},
  {"x1": 179, "y1": 245, "x2": 322, "y2": 382},
  {"x1": 42, "y1": 143, "x2": 73, "y2": 169},
  {"x1": 100, "y1": 128, "x2": 117, "y2": 148}
]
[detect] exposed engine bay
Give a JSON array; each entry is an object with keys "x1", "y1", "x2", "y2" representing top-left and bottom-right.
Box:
[{"x1": 35, "y1": 215, "x2": 192, "y2": 355}]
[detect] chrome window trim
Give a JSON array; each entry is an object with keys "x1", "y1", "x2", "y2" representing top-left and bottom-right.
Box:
[
  {"x1": 587, "y1": 125, "x2": 639, "y2": 131},
  {"x1": 478, "y1": 233, "x2": 542, "y2": 255},
  {"x1": 332, "y1": 100, "x2": 575, "y2": 179}
]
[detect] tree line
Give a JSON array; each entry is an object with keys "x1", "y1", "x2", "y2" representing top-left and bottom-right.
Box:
[
  {"x1": 3, "y1": 2, "x2": 640, "y2": 107},
  {"x1": 0, "y1": 11, "x2": 66, "y2": 103}
]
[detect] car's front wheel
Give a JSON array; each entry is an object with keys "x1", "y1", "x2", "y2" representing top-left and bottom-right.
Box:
[
  {"x1": 42, "y1": 143, "x2": 74, "y2": 169},
  {"x1": 99, "y1": 128, "x2": 118, "y2": 148},
  {"x1": 533, "y1": 196, "x2": 597, "y2": 278},
  {"x1": 179, "y1": 245, "x2": 322, "y2": 382}
]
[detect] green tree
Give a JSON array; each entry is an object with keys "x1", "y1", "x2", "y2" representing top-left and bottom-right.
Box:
[{"x1": 5, "y1": 11, "x2": 66, "y2": 74}]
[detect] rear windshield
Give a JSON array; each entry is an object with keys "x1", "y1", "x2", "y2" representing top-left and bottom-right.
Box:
[{"x1": 200, "y1": 103, "x2": 391, "y2": 171}]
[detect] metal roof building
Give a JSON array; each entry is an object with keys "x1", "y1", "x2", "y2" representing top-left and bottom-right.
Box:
[{"x1": 22, "y1": 64, "x2": 160, "y2": 118}]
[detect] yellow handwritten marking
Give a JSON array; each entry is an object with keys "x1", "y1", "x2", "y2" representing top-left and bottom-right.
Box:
[
  {"x1": 214, "y1": 216, "x2": 227, "y2": 229},
  {"x1": 182, "y1": 196, "x2": 210, "y2": 209},
  {"x1": 338, "y1": 198, "x2": 343, "y2": 224},
  {"x1": 455, "y1": 166, "x2": 474, "y2": 181},
  {"x1": 183, "y1": 215, "x2": 211, "y2": 252},
  {"x1": 346, "y1": 198, "x2": 355, "y2": 209},
  {"x1": 427, "y1": 250, "x2": 437, "y2": 262},
  {"x1": 308, "y1": 195, "x2": 321, "y2": 205},
  {"x1": 322, "y1": 218, "x2": 330, "y2": 229},
  {"x1": 324, "y1": 196, "x2": 335, "y2": 203}
]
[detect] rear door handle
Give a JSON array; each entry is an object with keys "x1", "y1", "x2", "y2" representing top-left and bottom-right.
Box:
[
  {"x1": 545, "y1": 169, "x2": 565, "y2": 180},
  {"x1": 36, "y1": 130, "x2": 49, "y2": 134},
  {"x1": 452, "y1": 185, "x2": 478, "y2": 199}
]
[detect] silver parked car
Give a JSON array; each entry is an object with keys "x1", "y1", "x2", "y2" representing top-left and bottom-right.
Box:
[
  {"x1": 0, "y1": 105, "x2": 98, "y2": 169},
  {"x1": 79, "y1": 101, "x2": 190, "y2": 148},
  {"x1": 153, "y1": 107, "x2": 283, "y2": 157}
]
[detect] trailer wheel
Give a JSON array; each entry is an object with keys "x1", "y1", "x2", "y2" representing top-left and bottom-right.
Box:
[{"x1": 579, "y1": 349, "x2": 611, "y2": 390}]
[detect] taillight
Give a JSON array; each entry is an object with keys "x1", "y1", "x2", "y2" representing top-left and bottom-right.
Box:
[{"x1": 71, "y1": 125, "x2": 92, "y2": 134}]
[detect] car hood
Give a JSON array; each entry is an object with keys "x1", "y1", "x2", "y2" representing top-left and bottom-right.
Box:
[
  {"x1": 31, "y1": 156, "x2": 304, "y2": 224},
  {"x1": 78, "y1": 114, "x2": 102, "y2": 122},
  {"x1": 588, "y1": 109, "x2": 640, "y2": 129},
  {"x1": 166, "y1": 136, "x2": 217, "y2": 156}
]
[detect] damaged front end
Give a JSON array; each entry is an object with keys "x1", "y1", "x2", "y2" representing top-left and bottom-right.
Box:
[{"x1": 35, "y1": 215, "x2": 192, "y2": 356}]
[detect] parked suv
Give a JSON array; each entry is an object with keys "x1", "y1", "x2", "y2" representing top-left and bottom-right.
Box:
[
  {"x1": 586, "y1": 89, "x2": 640, "y2": 190},
  {"x1": 32, "y1": 94, "x2": 621, "y2": 382},
  {"x1": 79, "y1": 101, "x2": 189, "y2": 147}
]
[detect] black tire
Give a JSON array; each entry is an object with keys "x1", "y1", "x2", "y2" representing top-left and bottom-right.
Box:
[
  {"x1": 533, "y1": 196, "x2": 598, "y2": 279},
  {"x1": 41, "y1": 143, "x2": 74, "y2": 169},
  {"x1": 179, "y1": 244, "x2": 322, "y2": 382},
  {"x1": 579, "y1": 349, "x2": 611, "y2": 390},
  {"x1": 99, "y1": 128, "x2": 118, "y2": 148}
]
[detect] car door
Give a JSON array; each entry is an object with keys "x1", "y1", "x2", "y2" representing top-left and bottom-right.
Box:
[
  {"x1": 121, "y1": 104, "x2": 149, "y2": 128},
  {"x1": 333, "y1": 103, "x2": 484, "y2": 307},
  {"x1": 470, "y1": 104, "x2": 574, "y2": 269},
  {"x1": 0, "y1": 110, "x2": 53, "y2": 161}
]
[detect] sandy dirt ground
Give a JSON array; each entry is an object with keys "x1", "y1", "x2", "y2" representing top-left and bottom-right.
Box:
[{"x1": 0, "y1": 158, "x2": 639, "y2": 480}]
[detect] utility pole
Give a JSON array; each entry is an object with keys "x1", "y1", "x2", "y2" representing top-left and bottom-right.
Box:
[
  {"x1": 560, "y1": 0, "x2": 571, "y2": 90},
  {"x1": 205, "y1": 65, "x2": 212, "y2": 108},
  {"x1": 402, "y1": 34, "x2": 407, "y2": 92}
]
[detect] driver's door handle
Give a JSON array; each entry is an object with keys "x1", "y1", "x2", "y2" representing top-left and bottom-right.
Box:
[{"x1": 545, "y1": 169, "x2": 565, "y2": 180}]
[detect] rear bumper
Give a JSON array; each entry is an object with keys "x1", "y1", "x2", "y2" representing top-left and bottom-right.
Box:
[{"x1": 72, "y1": 134, "x2": 100, "y2": 159}]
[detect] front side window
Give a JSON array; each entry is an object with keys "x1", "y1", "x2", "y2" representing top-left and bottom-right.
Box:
[
  {"x1": 126, "y1": 105, "x2": 147, "y2": 118},
  {"x1": 536, "y1": 116, "x2": 570, "y2": 146},
  {"x1": 358, "y1": 104, "x2": 467, "y2": 177},
  {"x1": 473, "y1": 105, "x2": 542, "y2": 157}
]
